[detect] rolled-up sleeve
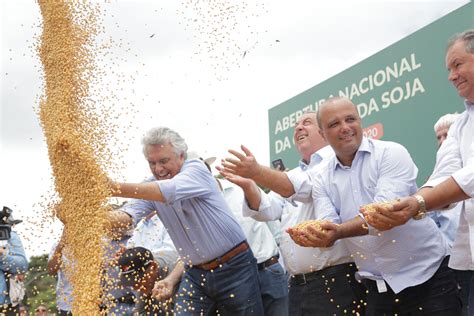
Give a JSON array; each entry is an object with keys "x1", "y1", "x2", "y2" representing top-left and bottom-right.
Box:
[
  {"x1": 158, "y1": 161, "x2": 215, "y2": 204},
  {"x1": 452, "y1": 165, "x2": 474, "y2": 197},
  {"x1": 424, "y1": 133, "x2": 463, "y2": 188},
  {"x1": 243, "y1": 190, "x2": 284, "y2": 222},
  {"x1": 287, "y1": 171, "x2": 313, "y2": 204}
]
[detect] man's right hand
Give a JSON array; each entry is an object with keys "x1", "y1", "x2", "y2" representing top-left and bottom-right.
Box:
[{"x1": 152, "y1": 278, "x2": 177, "y2": 301}]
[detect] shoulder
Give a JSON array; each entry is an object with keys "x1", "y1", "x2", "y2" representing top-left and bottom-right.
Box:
[{"x1": 369, "y1": 138, "x2": 409, "y2": 155}]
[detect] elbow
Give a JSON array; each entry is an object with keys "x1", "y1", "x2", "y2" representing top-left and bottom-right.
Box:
[{"x1": 280, "y1": 188, "x2": 295, "y2": 198}]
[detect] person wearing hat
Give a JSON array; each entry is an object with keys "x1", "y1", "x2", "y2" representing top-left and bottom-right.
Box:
[
  {"x1": 108, "y1": 127, "x2": 263, "y2": 315},
  {"x1": 118, "y1": 247, "x2": 166, "y2": 315},
  {"x1": 0, "y1": 207, "x2": 28, "y2": 316}
]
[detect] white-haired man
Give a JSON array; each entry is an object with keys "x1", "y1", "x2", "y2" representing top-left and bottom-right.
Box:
[{"x1": 108, "y1": 127, "x2": 263, "y2": 315}]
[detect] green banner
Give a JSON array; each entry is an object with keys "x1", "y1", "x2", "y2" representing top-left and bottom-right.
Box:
[{"x1": 268, "y1": 2, "x2": 473, "y2": 184}]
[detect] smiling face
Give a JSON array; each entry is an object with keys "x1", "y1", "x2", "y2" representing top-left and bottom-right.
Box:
[
  {"x1": 293, "y1": 112, "x2": 321, "y2": 163},
  {"x1": 145, "y1": 143, "x2": 185, "y2": 180},
  {"x1": 446, "y1": 40, "x2": 474, "y2": 103},
  {"x1": 318, "y1": 98, "x2": 362, "y2": 166}
]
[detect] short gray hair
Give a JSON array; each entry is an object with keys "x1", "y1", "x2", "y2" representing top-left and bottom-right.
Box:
[
  {"x1": 447, "y1": 29, "x2": 474, "y2": 53},
  {"x1": 141, "y1": 127, "x2": 188, "y2": 159},
  {"x1": 434, "y1": 112, "x2": 460, "y2": 133}
]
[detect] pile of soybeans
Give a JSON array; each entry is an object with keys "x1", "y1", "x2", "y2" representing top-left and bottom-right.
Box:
[{"x1": 38, "y1": 1, "x2": 113, "y2": 314}]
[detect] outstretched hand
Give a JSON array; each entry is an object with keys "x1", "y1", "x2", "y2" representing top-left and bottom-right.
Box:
[
  {"x1": 216, "y1": 167, "x2": 255, "y2": 189},
  {"x1": 219, "y1": 145, "x2": 262, "y2": 180}
]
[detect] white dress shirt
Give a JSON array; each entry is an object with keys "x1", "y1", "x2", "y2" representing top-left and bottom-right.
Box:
[
  {"x1": 222, "y1": 181, "x2": 279, "y2": 264},
  {"x1": 312, "y1": 138, "x2": 448, "y2": 294},
  {"x1": 243, "y1": 146, "x2": 353, "y2": 276},
  {"x1": 424, "y1": 100, "x2": 474, "y2": 270},
  {"x1": 127, "y1": 214, "x2": 179, "y2": 271}
]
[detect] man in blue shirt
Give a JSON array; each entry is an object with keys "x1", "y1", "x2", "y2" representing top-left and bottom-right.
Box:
[{"x1": 108, "y1": 127, "x2": 263, "y2": 315}]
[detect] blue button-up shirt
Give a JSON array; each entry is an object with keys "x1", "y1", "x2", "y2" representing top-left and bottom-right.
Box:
[
  {"x1": 0, "y1": 231, "x2": 28, "y2": 304},
  {"x1": 123, "y1": 159, "x2": 246, "y2": 265},
  {"x1": 311, "y1": 137, "x2": 448, "y2": 293}
]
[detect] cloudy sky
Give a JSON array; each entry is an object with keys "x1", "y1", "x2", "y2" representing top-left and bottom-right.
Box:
[{"x1": 0, "y1": 0, "x2": 469, "y2": 257}]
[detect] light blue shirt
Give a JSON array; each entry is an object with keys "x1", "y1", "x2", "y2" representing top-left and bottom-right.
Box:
[
  {"x1": 0, "y1": 231, "x2": 28, "y2": 305},
  {"x1": 311, "y1": 137, "x2": 448, "y2": 293},
  {"x1": 123, "y1": 159, "x2": 246, "y2": 265},
  {"x1": 428, "y1": 205, "x2": 461, "y2": 249}
]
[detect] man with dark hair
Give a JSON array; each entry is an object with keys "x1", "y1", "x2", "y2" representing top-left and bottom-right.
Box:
[
  {"x1": 108, "y1": 127, "x2": 263, "y2": 315},
  {"x1": 118, "y1": 247, "x2": 165, "y2": 315}
]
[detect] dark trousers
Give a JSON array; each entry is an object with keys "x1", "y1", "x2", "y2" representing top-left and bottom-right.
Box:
[
  {"x1": 0, "y1": 304, "x2": 19, "y2": 316},
  {"x1": 288, "y1": 262, "x2": 366, "y2": 316},
  {"x1": 59, "y1": 310, "x2": 73, "y2": 316},
  {"x1": 453, "y1": 268, "x2": 474, "y2": 316},
  {"x1": 362, "y1": 257, "x2": 461, "y2": 315}
]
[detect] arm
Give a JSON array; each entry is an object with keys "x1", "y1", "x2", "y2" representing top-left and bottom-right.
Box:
[
  {"x1": 152, "y1": 261, "x2": 184, "y2": 301},
  {"x1": 219, "y1": 145, "x2": 295, "y2": 197},
  {"x1": 242, "y1": 190, "x2": 285, "y2": 222},
  {"x1": 288, "y1": 171, "x2": 369, "y2": 247},
  {"x1": 218, "y1": 172, "x2": 262, "y2": 210},
  {"x1": 363, "y1": 176, "x2": 470, "y2": 230},
  {"x1": 287, "y1": 217, "x2": 368, "y2": 248},
  {"x1": 47, "y1": 235, "x2": 65, "y2": 275},
  {"x1": 111, "y1": 181, "x2": 165, "y2": 202},
  {"x1": 108, "y1": 210, "x2": 133, "y2": 232}
]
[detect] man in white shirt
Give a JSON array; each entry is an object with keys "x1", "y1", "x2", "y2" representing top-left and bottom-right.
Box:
[
  {"x1": 126, "y1": 211, "x2": 179, "y2": 277},
  {"x1": 222, "y1": 99, "x2": 461, "y2": 314},
  {"x1": 219, "y1": 112, "x2": 366, "y2": 315},
  {"x1": 220, "y1": 179, "x2": 288, "y2": 316},
  {"x1": 364, "y1": 29, "x2": 474, "y2": 316}
]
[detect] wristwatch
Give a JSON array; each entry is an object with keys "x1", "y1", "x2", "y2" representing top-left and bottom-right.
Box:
[{"x1": 412, "y1": 195, "x2": 426, "y2": 220}]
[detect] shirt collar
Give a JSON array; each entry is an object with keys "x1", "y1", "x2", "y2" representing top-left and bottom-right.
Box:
[
  {"x1": 298, "y1": 145, "x2": 333, "y2": 171},
  {"x1": 465, "y1": 99, "x2": 474, "y2": 111},
  {"x1": 333, "y1": 137, "x2": 372, "y2": 170}
]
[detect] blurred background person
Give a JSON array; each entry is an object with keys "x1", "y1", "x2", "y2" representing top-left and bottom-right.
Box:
[
  {"x1": 47, "y1": 231, "x2": 73, "y2": 316},
  {"x1": 0, "y1": 206, "x2": 28, "y2": 315}
]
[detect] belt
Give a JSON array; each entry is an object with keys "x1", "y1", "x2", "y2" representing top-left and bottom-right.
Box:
[
  {"x1": 258, "y1": 255, "x2": 279, "y2": 270},
  {"x1": 291, "y1": 263, "x2": 356, "y2": 285},
  {"x1": 195, "y1": 241, "x2": 249, "y2": 270}
]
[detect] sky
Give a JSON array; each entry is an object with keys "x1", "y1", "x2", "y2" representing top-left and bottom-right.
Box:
[{"x1": 0, "y1": 0, "x2": 469, "y2": 257}]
